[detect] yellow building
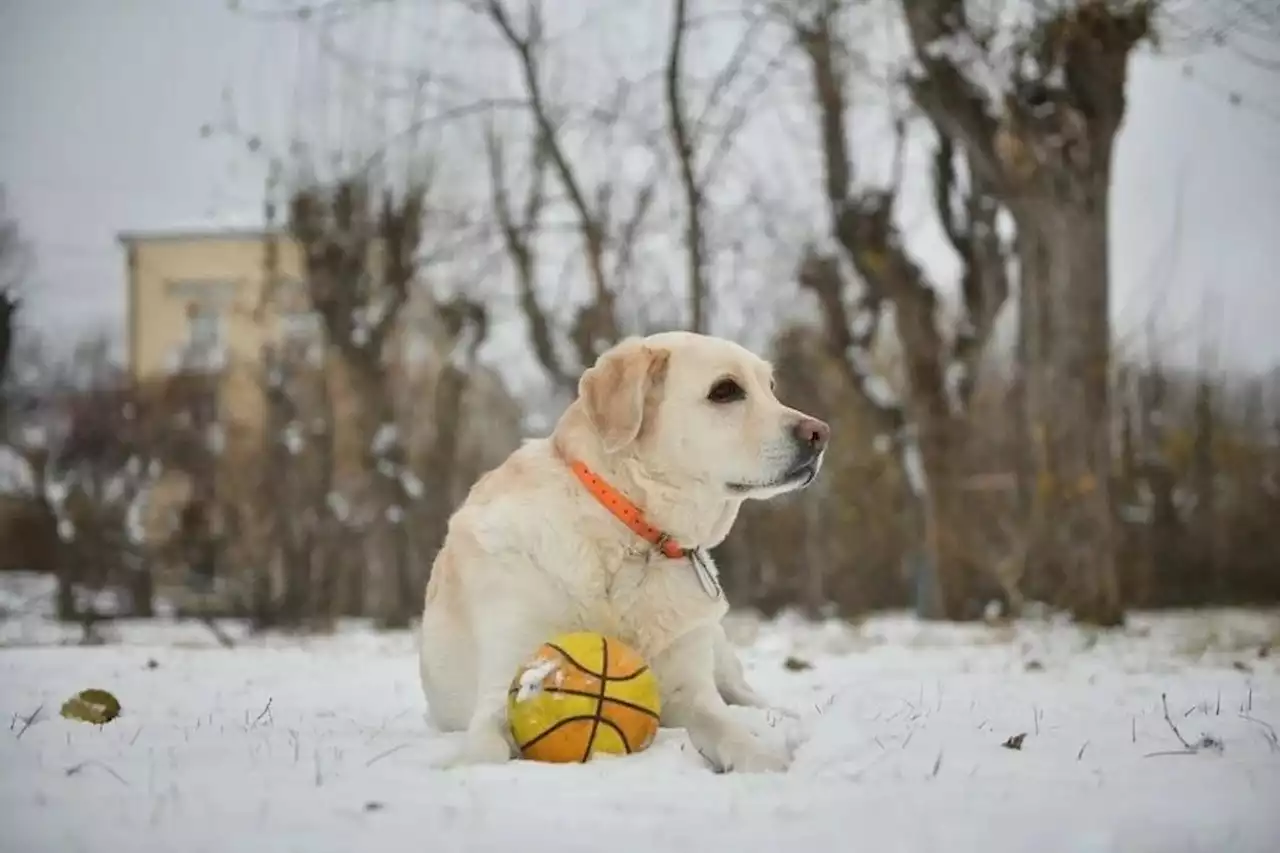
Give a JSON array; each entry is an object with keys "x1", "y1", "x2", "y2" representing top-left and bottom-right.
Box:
[
  {"x1": 120, "y1": 226, "x2": 315, "y2": 379},
  {"x1": 117, "y1": 224, "x2": 524, "y2": 608},
  {"x1": 117, "y1": 222, "x2": 522, "y2": 508}
]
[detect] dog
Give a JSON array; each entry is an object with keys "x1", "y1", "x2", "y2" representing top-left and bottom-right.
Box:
[{"x1": 418, "y1": 331, "x2": 830, "y2": 772}]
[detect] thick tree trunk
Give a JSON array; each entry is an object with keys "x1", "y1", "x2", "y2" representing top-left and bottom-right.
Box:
[
  {"x1": 892, "y1": 270, "x2": 981, "y2": 621},
  {"x1": 1019, "y1": 192, "x2": 1122, "y2": 626},
  {"x1": 907, "y1": 393, "x2": 989, "y2": 622}
]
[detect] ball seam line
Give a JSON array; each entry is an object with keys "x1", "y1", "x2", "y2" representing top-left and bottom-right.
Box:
[
  {"x1": 580, "y1": 636, "x2": 611, "y2": 762},
  {"x1": 517, "y1": 714, "x2": 601, "y2": 753},
  {"x1": 542, "y1": 641, "x2": 650, "y2": 682},
  {"x1": 530, "y1": 686, "x2": 660, "y2": 721}
]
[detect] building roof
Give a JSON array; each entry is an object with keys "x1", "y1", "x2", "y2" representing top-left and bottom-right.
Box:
[{"x1": 117, "y1": 224, "x2": 286, "y2": 245}]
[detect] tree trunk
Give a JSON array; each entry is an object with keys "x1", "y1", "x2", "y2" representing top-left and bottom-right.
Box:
[
  {"x1": 280, "y1": 542, "x2": 309, "y2": 626},
  {"x1": 129, "y1": 559, "x2": 155, "y2": 618},
  {"x1": 56, "y1": 550, "x2": 77, "y2": 622},
  {"x1": 420, "y1": 363, "x2": 469, "y2": 562},
  {"x1": 1020, "y1": 192, "x2": 1122, "y2": 626},
  {"x1": 250, "y1": 558, "x2": 275, "y2": 630},
  {"x1": 353, "y1": 383, "x2": 415, "y2": 629},
  {"x1": 913, "y1": 412, "x2": 981, "y2": 620}
]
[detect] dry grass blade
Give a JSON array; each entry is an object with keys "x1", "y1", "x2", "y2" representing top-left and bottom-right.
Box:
[{"x1": 1001, "y1": 732, "x2": 1027, "y2": 750}]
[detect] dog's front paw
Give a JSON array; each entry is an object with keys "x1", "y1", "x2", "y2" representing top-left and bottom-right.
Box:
[
  {"x1": 697, "y1": 726, "x2": 791, "y2": 774},
  {"x1": 439, "y1": 726, "x2": 514, "y2": 769},
  {"x1": 763, "y1": 703, "x2": 802, "y2": 723}
]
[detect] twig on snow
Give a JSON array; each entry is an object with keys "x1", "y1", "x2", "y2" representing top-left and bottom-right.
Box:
[
  {"x1": 365, "y1": 743, "x2": 411, "y2": 767},
  {"x1": 251, "y1": 698, "x2": 274, "y2": 728},
  {"x1": 15, "y1": 704, "x2": 43, "y2": 740},
  {"x1": 65, "y1": 760, "x2": 128, "y2": 786},
  {"x1": 1145, "y1": 693, "x2": 1224, "y2": 757},
  {"x1": 1161, "y1": 692, "x2": 1194, "y2": 749}
]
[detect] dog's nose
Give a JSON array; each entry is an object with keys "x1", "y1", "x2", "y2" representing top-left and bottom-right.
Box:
[{"x1": 792, "y1": 417, "x2": 830, "y2": 452}]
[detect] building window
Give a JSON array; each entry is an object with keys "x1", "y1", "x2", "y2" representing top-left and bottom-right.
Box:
[
  {"x1": 187, "y1": 306, "x2": 221, "y2": 352},
  {"x1": 175, "y1": 304, "x2": 225, "y2": 373}
]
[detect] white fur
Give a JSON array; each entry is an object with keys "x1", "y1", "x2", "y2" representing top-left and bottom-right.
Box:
[{"x1": 418, "y1": 331, "x2": 828, "y2": 772}]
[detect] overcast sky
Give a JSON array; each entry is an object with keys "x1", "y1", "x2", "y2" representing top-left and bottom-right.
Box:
[{"x1": 2, "y1": 0, "x2": 1278, "y2": 385}]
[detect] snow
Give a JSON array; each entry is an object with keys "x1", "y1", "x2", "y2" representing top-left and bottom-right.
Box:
[
  {"x1": 0, "y1": 445, "x2": 34, "y2": 494},
  {"x1": 281, "y1": 422, "x2": 305, "y2": 455},
  {"x1": 944, "y1": 360, "x2": 968, "y2": 414},
  {"x1": 846, "y1": 346, "x2": 900, "y2": 410},
  {"x1": 900, "y1": 436, "x2": 929, "y2": 497},
  {"x1": 514, "y1": 657, "x2": 561, "y2": 702},
  {"x1": 1, "y1": 604, "x2": 1277, "y2": 853},
  {"x1": 0, "y1": 572, "x2": 130, "y2": 624},
  {"x1": 919, "y1": 0, "x2": 1048, "y2": 118},
  {"x1": 850, "y1": 307, "x2": 877, "y2": 340},
  {"x1": 371, "y1": 423, "x2": 398, "y2": 456},
  {"x1": 205, "y1": 424, "x2": 226, "y2": 455},
  {"x1": 399, "y1": 472, "x2": 424, "y2": 500},
  {"x1": 325, "y1": 491, "x2": 350, "y2": 522},
  {"x1": 125, "y1": 494, "x2": 148, "y2": 545}
]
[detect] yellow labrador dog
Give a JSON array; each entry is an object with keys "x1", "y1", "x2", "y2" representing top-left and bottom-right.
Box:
[{"x1": 419, "y1": 331, "x2": 829, "y2": 772}]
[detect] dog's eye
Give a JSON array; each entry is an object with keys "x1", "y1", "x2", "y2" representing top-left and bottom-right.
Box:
[{"x1": 707, "y1": 378, "x2": 745, "y2": 404}]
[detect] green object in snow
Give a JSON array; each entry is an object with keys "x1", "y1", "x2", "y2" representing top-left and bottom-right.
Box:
[{"x1": 60, "y1": 689, "x2": 122, "y2": 725}]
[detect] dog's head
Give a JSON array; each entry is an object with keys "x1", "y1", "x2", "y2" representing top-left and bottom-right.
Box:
[{"x1": 576, "y1": 332, "x2": 829, "y2": 500}]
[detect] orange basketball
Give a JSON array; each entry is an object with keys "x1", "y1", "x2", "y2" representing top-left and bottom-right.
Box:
[{"x1": 506, "y1": 631, "x2": 662, "y2": 763}]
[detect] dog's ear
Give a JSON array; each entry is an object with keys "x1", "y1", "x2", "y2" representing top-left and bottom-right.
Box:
[{"x1": 578, "y1": 339, "x2": 670, "y2": 453}]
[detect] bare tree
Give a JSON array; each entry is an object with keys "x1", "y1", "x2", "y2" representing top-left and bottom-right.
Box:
[
  {"x1": 788, "y1": 1, "x2": 1011, "y2": 619},
  {"x1": 480, "y1": 0, "x2": 782, "y2": 390},
  {"x1": 481, "y1": 0, "x2": 622, "y2": 380},
  {"x1": 897, "y1": 0, "x2": 1154, "y2": 625},
  {"x1": 3, "y1": 334, "x2": 219, "y2": 636},
  {"x1": 1, "y1": 189, "x2": 29, "y2": 416},
  {"x1": 285, "y1": 174, "x2": 426, "y2": 627}
]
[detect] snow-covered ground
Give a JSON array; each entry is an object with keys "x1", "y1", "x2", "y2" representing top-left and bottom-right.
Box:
[{"x1": 1, "y1": 582, "x2": 1278, "y2": 853}]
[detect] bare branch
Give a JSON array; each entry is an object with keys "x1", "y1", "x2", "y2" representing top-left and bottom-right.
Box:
[
  {"x1": 611, "y1": 177, "x2": 659, "y2": 295},
  {"x1": 698, "y1": 37, "x2": 791, "y2": 194},
  {"x1": 794, "y1": 3, "x2": 854, "y2": 224},
  {"x1": 481, "y1": 0, "x2": 619, "y2": 360},
  {"x1": 899, "y1": 0, "x2": 1006, "y2": 189},
  {"x1": 932, "y1": 137, "x2": 1009, "y2": 410},
  {"x1": 483, "y1": 117, "x2": 571, "y2": 388},
  {"x1": 665, "y1": 0, "x2": 709, "y2": 333}
]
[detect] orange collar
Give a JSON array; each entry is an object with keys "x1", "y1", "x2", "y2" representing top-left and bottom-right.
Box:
[{"x1": 568, "y1": 460, "x2": 688, "y2": 560}]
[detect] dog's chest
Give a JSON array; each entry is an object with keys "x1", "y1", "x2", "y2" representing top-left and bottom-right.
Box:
[{"x1": 572, "y1": 545, "x2": 728, "y2": 657}]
